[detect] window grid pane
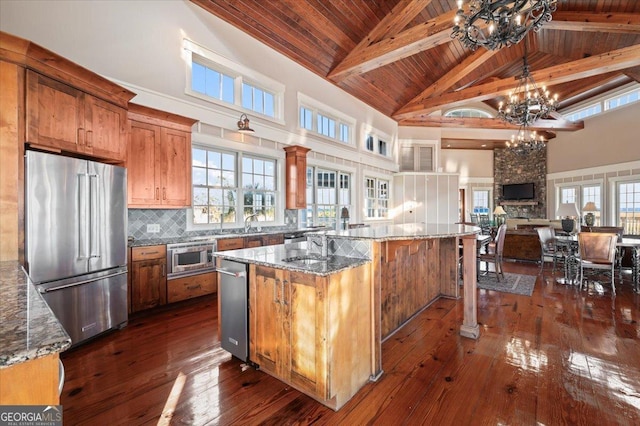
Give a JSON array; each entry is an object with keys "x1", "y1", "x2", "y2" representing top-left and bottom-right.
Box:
[
  {"x1": 242, "y1": 156, "x2": 277, "y2": 221},
  {"x1": 618, "y1": 181, "x2": 640, "y2": 234},
  {"x1": 192, "y1": 148, "x2": 237, "y2": 224},
  {"x1": 192, "y1": 61, "x2": 235, "y2": 105}
]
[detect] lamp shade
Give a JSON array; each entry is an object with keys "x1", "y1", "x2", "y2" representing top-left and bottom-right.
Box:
[
  {"x1": 556, "y1": 203, "x2": 579, "y2": 218},
  {"x1": 582, "y1": 202, "x2": 598, "y2": 212},
  {"x1": 493, "y1": 206, "x2": 507, "y2": 215}
]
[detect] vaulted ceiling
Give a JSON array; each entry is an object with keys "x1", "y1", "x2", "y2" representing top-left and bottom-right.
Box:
[{"x1": 191, "y1": 0, "x2": 640, "y2": 149}]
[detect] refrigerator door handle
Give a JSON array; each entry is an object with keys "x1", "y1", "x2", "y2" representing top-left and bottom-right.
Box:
[
  {"x1": 38, "y1": 270, "x2": 128, "y2": 293},
  {"x1": 89, "y1": 174, "x2": 101, "y2": 258},
  {"x1": 78, "y1": 173, "x2": 90, "y2": 260}
]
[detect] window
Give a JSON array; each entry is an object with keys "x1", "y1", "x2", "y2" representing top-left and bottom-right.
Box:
[
  {"x1": 185, "y1": 40, "x2": 284, "y2": 120},
  {"x1": 305, "y1": 166, "x2": 352, "y2": 228},
  {"x1": 242, "y1": 156, "x2": 277, "y2": 221},
  {"x1": 444, "y1": 108, "x2": 493, "y2": 118},
  {"x1": 365, "y1": 133, "x2": 391, "y2": 157},
  {"x1": 191, "y1": 62, "x2": 234, "y2": 104},
  {"x1": 617, "y1": 181, "x2": 640, "y2": 235},
  {"x1": 365, "y1": 177, "x2": 389, "y2": 219},
  {"x1": 300, "y1": 106, "x2": 313, "y2": 130},
  {"x1": 606, "y1": 88, "x2": 640, "y2": 111},
  {"x1": 297, "y1": 94, "x2": 354, "y2": 144},
  {"x1": 192, "y1": 147, "x2": 237, "y2": 225},
  {"x1": 564, "y1": 104, "x2": 602, "y2": 122},
  {"x1": 472, "y1": 189, "x2": 490, "y2": 215},
  {"x1": 192, "y1": 146, "x2": 277, "y2": 226},
  {"x1": 560, "y1": 187, "x2": 577, "y2": 204},
  {"x1": 400, "y1": 145, "x2": 434, "y2": 172},
  {"x1": 242, "y1": 82, "x2": 275, "y2": 117},
  {"x1": 582, "y1": 185, "x2": 601, "y2": 226},
  {"x1": 317, "y1": 113, "x2": 336, "y2": 139}
]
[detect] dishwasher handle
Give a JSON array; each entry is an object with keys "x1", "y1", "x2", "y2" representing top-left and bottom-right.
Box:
[{"x1": 217, "y1": 268, "x2": 246, "y2": 278}]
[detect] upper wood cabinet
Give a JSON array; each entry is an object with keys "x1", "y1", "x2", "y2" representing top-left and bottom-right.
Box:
[
  {"x1": 26, "y1": 70, "x2": 128, "y2": 162},
  {"x1": 284, "y1": 145, "x2": 310, "y2": 209},
  {"x1": 126, "y1": 104, "x2": 197, "y2": 208}
]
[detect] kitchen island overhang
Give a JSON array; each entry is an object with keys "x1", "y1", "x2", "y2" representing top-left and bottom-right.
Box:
[{"x1": 215, "y1": 222, "x2": 481, "y2": 410}]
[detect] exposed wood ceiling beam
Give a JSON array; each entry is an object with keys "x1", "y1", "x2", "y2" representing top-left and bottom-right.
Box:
[
  {"x1": 393, "y1": 44, "x2": 640, "y2": 119},
  {"x1": 398, "y1": 116, "x2": 583, "y2": 131},
  {"x1": 328, "y1": 10, "x2": 455, "y2": 80},
  {"x1": 545, "y1": 11, "x2": 640, "y2": 34},
  {"x1": 406, "y1": 48, "x2": 500, "y2": 103},
  {"x1": 356, "y1": 0, "x2": 435, "y2": 46}
]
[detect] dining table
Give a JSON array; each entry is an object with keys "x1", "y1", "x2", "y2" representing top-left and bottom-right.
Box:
[{"x1": 555, "y1": 234, "x2": 640, "y2": 293}]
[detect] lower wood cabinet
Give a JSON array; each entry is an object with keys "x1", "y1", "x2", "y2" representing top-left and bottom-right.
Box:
[
  {"x1": 249, "y1": 263, "x2": 373, "y2": 410},
  {"x1": 130, "y1": 245, "x2": 167, "y2": 313},
  {"x1": 0, "y1": 353, "x2": 61, "y2": 405},
  {"x1": 167, "y1": 272, "x2": 216, "y2": 303},
  {"x1": 217, "y1": 237, "x2": 245, "y2": 251}
]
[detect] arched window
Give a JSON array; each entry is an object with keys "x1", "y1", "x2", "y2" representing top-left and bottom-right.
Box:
[{"x1": 444, "y1": 108, "x2": 493, "y2": 118}]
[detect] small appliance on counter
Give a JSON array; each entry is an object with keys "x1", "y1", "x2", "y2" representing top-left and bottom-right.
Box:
[{"x1": 25, "y1": 150, "x2": 128, "y2": 347}]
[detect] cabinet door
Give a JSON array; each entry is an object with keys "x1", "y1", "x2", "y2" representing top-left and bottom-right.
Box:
[
  {"x1": 250, "y1": 265, "x2": 283, "y2": 375},
  {"x1": 83, "y1": 95, "x2": 127, "y2": 161},
  {"x1": 26, "y1": 70, "x2": 83, "y2": 152},
  {"x1": 285, "y1": 271, "x2": 326, "y2": 397},
  {"x1": 160, "y1": 127, "x2": 191, "y2": 207},
  {"x1": 131, "y1": 259, "x2": 167, "y2": 312},
  {"x1": 127, "y1": 121, "x2": 161, "y2": 206}
]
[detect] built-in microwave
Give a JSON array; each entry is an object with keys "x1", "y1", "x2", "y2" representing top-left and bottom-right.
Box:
[{"x1": 166, "y1": 240, "x2": 216, "y2": 279}]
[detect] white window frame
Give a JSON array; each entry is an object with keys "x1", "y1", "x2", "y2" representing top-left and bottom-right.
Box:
[
  {"x1": 305, "y1": 165, "x2": 353, "y2": 229},
  {"x1": 444, "y1": 107, "x2": 493, "y2": 118},
  {"x1": 472, "y1": 189, "x2": 491, "y2": 216},
  {"x1": 297, "y1": 93, "x2": 355, "y2": 145},
  {"x1": 613, "y1": 178, "x2": 640, "y2": 235},
  {"x1": 562, "y1": 82, "x2": 640, "y2": 122},
  {"x1": 556, "y1": 180, "x2": 604, "y2": 222},
  {"x1": 184, "y1": 38, "x2": 285, "y2": 122},
  {"x1": 189, "y1": 144, "x2": 279, "y2": 230},
  {"x1": 364, "y1": 175, "x2": 390, "y2": 220},
  {"x1": 362, "y1": 126, "x2": 393, "y2": 158}
]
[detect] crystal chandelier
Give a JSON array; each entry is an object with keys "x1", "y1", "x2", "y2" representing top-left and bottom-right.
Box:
[
  {"x1": 451, "y1": 0, "x2": 557, "y2": 51},
  {"x1": 497, "y1": 54, "x2": 558, "y2": 126},
  {"x1": 505, "y1": 123, "x2": 546, "y2": 151}
]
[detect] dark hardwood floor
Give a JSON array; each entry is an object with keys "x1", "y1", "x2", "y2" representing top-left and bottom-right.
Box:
[{"x1": 60, "y1": 262, "x2": 640, "y2": 425}]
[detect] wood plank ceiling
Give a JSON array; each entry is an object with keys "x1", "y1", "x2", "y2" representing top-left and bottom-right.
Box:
[{"x1": 191, "y1": 0, "x2": 640, "y2": 150}]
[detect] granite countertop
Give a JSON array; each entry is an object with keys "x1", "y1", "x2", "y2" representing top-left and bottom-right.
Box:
[
  {"x1": 0, "y1": 261, "x2": 71, "y2": 368},
  {"x1": 214, "y1": 244, "x2": 370, "y2": 276},
  {"x1": 308, "y1": 223, "x2": 480, "y2": 241}
]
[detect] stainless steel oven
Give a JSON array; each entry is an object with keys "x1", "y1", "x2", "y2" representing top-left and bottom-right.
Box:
[{"x1": 166, "y1": 240, "x2": 216, "y2": 279}]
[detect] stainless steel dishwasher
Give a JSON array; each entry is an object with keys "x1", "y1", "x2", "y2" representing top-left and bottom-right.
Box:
[{"x1": 218, "y1": 259, "x2": 249, "y2": 362}]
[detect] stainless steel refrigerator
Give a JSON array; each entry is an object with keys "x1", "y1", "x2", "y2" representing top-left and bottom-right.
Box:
[{"x1": 25, "y1": 150, "x2": 128, "y2": 347}]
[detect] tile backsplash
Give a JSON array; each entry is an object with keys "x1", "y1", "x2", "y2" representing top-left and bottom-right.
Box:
[{"x1": 128, "y1": 209, "x2": 303, "y2": 241}]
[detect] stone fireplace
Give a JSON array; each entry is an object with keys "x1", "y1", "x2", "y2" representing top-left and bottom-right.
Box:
[{"x1": 494, "y1": 146, "x2": 547, "y2": 219}]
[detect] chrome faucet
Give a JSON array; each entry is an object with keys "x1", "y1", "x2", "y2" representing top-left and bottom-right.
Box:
[
  {"x1": 244, "y1": 213, "x2": 260, "y2": 233},
  {"x1": 311, "y1": 233, "x2": 328, "y2": 257}
]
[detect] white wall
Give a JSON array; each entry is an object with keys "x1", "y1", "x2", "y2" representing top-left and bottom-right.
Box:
[{"x1": 548, "y1": 102, "x2": 640, "y2": 173}]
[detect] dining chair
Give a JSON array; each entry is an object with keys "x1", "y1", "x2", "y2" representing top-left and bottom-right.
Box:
[
  {"x1": 478, "y1": 224, "x2": 506, "y2": 282},
  {"x1": 580, "y1": 226, "x2": 624, "y2": 276},
  {"x1": 536, "y1": 226, "x2": 562, "y2": 274},
  {"x1": 578, "y1": 232, "x2": 618, "y2": 294}
]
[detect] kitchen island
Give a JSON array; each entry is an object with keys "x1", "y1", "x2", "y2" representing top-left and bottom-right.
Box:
[
  {"x1": 215, "y1": 222, "x2": 480, "y2": 410},
  {"x1": 0, "y1": 262, "x2": 71, "y2": 404}
]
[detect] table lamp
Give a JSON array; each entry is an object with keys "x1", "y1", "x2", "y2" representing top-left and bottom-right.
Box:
[
  {"x1": 582, "y1": 202, "x2": 598, "y2": 227},
  {"x1": 493, "y1": 205, "x2": 507, "y2": 226},
  {"x1": 556, "y1": 203, "x2": 579, "y2": 234}
]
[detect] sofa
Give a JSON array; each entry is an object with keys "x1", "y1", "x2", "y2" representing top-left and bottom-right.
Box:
[{"x1": 502, "y1": 218, "x2": 563, "y2": 262}]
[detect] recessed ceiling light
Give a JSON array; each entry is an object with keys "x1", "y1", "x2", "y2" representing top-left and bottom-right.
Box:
[{"x1": 481, "y1": 144, "x2": 487, "y2": 147}]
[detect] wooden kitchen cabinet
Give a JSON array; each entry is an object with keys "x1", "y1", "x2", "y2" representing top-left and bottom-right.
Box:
[
  {"x1": 26, "y1": 70, "x2": 128, "y2": 162},
  {"x1": 217, "y1": 237, "x2": 245, "y2": 251},
  {"x1": 130, "y1": 245, "x2": 167, "y2": 313},
  {"x1": 167, "y1": 271, "x2": 216, "y2": 303},
  {"x1": 127, "y1": 104, "x2": 197, "y2": 208},
  {"x1": 284, "y1": 145, "x2": 310, "y2": 209},
  {"x1": 249, "y1": 263, "x2": 373, "y2": 410}
]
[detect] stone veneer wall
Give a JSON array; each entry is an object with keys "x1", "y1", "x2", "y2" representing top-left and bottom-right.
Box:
[{"x1": 494, "y1": 146, "x2": 547, "y2": 219}]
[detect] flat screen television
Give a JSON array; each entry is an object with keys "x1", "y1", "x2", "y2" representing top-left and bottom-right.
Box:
[{"x1": 502, "y1": 183, "x2": 535, "y2": 200}]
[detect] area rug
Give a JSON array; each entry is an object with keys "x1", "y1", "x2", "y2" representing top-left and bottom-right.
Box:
[{"x1": 477, "y1": 273, "x2": 537, "y2": 296}]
